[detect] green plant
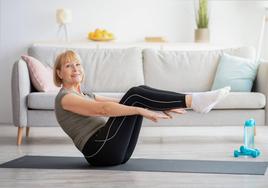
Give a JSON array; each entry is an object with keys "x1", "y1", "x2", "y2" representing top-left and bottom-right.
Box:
[{"x1": 196, "y1": 0, "x2": 209, "y2": 29}]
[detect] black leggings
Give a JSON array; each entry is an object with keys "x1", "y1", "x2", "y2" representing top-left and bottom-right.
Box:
[{"x1": 82, "y1": 85, "x2": 186, "y2": 166}]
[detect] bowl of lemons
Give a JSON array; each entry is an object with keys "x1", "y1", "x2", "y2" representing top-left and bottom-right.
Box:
[{"x1": 88, "y1": 29, "x2": 115, "y2": 41}]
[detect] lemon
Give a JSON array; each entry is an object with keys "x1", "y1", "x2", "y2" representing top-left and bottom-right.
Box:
[
  {"x1": 88, "y1": 28, "x2": 114, "y2": 40},
  {"x1": 107, "y1": 33, "x2": 114, "y2": 39},
  {"x1": 88, "y1": 32, "x2": 93, "y2": 39},
  {"x1": 95, "y1": 28, "x2": 101, "y2": 33},
  {"x1": 95, "y1": 32, "x2": 102, "y2": 39}
]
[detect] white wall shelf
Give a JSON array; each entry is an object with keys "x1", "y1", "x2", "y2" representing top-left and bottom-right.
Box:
[{"x1": 33, "y1": 40, "x2": 244, "y2": 51}]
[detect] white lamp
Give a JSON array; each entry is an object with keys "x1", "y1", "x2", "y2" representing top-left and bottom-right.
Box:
[
  {"x1": 56, "y1": 9, "x2": 72, "y2": 42},
  {"x1": 256, "y1": 5, "x2": 268, "y2": 62}
]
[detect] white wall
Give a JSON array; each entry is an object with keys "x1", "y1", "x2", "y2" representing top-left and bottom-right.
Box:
[{"x1": 0, "y1": 0, "x2": 267, "y2": 124}]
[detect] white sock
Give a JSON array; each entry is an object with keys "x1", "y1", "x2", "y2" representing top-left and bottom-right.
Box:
[{"x1": 191, "y1": 86, "x2": 231, "y2": 113}]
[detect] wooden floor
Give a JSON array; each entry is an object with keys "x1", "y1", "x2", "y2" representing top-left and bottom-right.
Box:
[{"x1": 0, "y1": 124, "x2": 268, "y2": 188}]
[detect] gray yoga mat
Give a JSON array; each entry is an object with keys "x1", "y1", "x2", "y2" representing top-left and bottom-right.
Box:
[{"x1": 0, "y1": 155, "x2": 267, "y2": 175}]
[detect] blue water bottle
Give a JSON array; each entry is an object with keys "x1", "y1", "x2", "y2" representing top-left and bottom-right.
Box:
[{"x1": 244, "y1": 119, "x2": 255, "y2": 149}]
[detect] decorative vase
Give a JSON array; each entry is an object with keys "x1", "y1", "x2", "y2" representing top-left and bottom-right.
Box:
[{"x1": 195, "y1": 28, "x2": 209, "y2": 43}]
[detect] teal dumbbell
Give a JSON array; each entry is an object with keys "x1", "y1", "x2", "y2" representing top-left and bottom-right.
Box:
[
  {"x1": 240, "y1": 145, "x2": 260, "y2": 158},
  {"x1": 234, "y1": 145, "x2": 260, "y2": 158}
]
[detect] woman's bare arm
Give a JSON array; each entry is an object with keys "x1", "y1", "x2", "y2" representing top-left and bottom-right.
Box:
[
  {"x1": 61, "y1": 93, "x2": 170, "y2": 122},
  {"x1": 62, "y1": 93, "x2": 137, "y2": 117},
  {"x1": 94, "y1": 95, "x2": 120, "y2": 103}
]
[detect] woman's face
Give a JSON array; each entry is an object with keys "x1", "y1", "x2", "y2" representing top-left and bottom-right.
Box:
[{"x1": 58, "y1": 60, "x2": 84, "y2": 86}]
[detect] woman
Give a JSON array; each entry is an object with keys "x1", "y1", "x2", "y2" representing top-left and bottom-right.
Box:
[{"x1": 53, "y1": 50, "x2": 230, "y2": 166}]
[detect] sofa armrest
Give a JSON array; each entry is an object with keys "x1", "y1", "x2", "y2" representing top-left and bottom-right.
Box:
[
  {"x1": 11, "y1": 59, "x2": 31, "y2": 127},
  {"x1": 255, "y1": 61, "x2": 268, "y2": 94},
  {"x1": 255, "y1": 61, "x2": 268, "y2": 125}
]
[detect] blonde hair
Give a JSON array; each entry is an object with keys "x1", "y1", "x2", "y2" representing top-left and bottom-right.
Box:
[{"x1": 53, "y1": 50, "x2": 82, "y2": 87}]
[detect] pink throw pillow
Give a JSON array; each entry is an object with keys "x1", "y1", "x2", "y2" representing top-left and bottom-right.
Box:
[{"x1": 21, "y1": 55, "x2": 60, "y2": 92}]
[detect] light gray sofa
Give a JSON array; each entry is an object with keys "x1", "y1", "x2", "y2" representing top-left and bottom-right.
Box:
[{"x1": 12, "y1": 44, "x2": 268, "y2": 145}]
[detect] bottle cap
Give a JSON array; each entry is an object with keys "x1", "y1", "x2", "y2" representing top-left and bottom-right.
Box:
[{"x1": 244, "y1": 118, "x2": 256, "y2": 127}]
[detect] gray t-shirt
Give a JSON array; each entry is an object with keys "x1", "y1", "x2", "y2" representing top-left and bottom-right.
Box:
[{"x1": 55, "y1": 88, "x2": 106, "y2": 151}]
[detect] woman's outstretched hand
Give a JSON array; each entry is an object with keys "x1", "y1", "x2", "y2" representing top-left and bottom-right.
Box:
[
  {"x1": 137, "y1": 108, "x2": 171, "y2": 122},
  {"x1": 163, "y1": 108, "x2": 187, "y2": 119}
]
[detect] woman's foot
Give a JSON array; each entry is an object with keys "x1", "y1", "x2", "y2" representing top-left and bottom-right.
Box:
[{"x1": 191, "y1": 86, "x2": 231, "y2": 113}]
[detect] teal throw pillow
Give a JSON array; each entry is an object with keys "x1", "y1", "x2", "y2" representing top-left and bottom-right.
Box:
[{"x1": 211, "y1": 53, "x2": 258, "y2": 92}]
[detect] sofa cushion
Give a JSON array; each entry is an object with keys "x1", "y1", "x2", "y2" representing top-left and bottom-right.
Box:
[
  {"x1": 143, "y1": 47, "x2": 255, "y2": 92},
  {"x1": 21, "y1": 55, "x2": 60, "y2": 92},
  {"x1": 28, "y1": 92, "x2": 58, "y2": 110},
  {"x1": 27, "y1": 92, "x2": 265, "y2": 110},
  {"x1": 214, "y1": 92, "x2": 265, "y2": 109},
  {"x1": 211, "y1": 53, "x2": 258, "y2": 92},
  {"x1": 28, "y1": 46, "x2": 144, "y2": 92}
]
